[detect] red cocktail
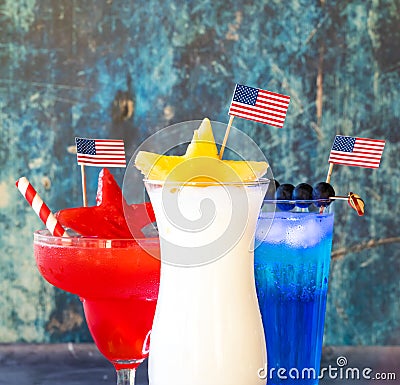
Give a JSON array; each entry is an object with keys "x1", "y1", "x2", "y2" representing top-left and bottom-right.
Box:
[{"x1": 34, "y1": 230, "x2": 160, "y2": 384}]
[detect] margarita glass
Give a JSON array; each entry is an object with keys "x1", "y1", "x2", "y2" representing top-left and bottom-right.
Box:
[
  {"x1": 254, "y1": 200, "x2": 334, "y2": 385},
  {"x1": 33, "y1": 230, "x2": 160, "y2": 385}
]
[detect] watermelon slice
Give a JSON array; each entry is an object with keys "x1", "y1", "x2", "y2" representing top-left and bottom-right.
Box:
[{"x1": 56, "y1": 168, "x2": 155, "y2": 238}]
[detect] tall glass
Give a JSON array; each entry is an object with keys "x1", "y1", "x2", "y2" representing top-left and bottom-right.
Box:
[
  {"x1": 145, "y1": 179, "x2": 269, "y2": 385},
  {"x1": 33, "y1": 231, "x2": 160, "y2": 385},
  {"x1": 254, "y1": 201, "x2": 334, "y2": 385}
]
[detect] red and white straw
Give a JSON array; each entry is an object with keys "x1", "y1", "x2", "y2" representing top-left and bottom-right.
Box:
[{"x1": 16, "y1": 177, "x2": 69, "y2": 237}]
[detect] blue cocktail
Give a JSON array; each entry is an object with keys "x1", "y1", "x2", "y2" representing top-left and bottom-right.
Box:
[{"x1": 255, "y1": 203, "x2": 334, "y2": 385}]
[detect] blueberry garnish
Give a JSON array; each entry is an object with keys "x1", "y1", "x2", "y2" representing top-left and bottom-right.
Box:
[
  {"x1": 293, "y1": 183, "x2": 313, "y2": 208},
  {"x1": 265, "y1": 179, "x2": 280, "y2": 200},
  {"x1": 276, "y1": 183, "x2": 295, "y2": 200},
  {"x1": 312, "y1": 182, "x2": 335, "y2": 207},
  {"x1": 275, "y1": 183, "x2": 295, "y2": 211}
]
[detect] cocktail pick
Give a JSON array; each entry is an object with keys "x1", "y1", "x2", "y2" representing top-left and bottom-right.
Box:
[
  {"x1": 15, "y1": 177, "x2": 69, "y2": 237},
  {"x1": 219, "y1": 115, "x2": 235, "y2": 159},
  {"x1": 329, "y1": 193, "x2": 365, "y2": 216},
  {"x1": 347, "y1": 192, "x2": 365, "y2": 216}
]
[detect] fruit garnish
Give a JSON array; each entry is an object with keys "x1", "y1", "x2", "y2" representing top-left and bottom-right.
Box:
[
  {"x1": 135, "y1": 118, "x2": 269, "y2": 183},
  {"x1": 184, "y1": 119, "x2": 219, "y2": 158},
  {"x1": 348, "y1": 192, "x2": 365, "y2": 216},
  {"x1": 293, "y1": 183, "x2": 313, "y2": 208},
  {"x1": 275, "y1": 183, "x2": 295, "y2": 211},
  {"x1": 56, "y1": 168, "x2": 155, "y2": 238},
  {"x1": 312, "y1": 182, "x2": 335, "y2": 207}
]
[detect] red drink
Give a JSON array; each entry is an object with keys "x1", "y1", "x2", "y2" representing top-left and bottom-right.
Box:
[{"x1": 34, "y1": 230, "x2": 160, "y2": 371}]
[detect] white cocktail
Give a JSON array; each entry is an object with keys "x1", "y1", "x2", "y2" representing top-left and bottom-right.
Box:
[
  {"x1": 145, "y1": 179, "x2": 268, "y2": 385},
  {"x1": 128, "y1": 119, "x2": 271, "y2": 385}
]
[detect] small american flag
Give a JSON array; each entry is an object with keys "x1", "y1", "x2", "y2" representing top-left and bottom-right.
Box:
[
  {"x1": 75, "y1": 138, "x2": 126, "y2": 167},
  {"x1": 229, "y1": 84, "x2": 290, "y2": 128},
  {"x1": 328, "y1": 135, "x2": 385, "y2": 169}
]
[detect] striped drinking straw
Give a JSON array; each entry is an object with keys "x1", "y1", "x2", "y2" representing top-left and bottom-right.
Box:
[{"x1": 16, "y1": 177, "x2": 69, "y2": 237}]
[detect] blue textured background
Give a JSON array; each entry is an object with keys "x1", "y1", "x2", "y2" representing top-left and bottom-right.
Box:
[{"x1": 0, "y1": 0, "x2": 399, "y2": 345}]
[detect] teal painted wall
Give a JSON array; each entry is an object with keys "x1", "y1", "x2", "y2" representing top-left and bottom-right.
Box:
[{"x1": 0, "y1": 0, "x2": 399, "y2": 344}]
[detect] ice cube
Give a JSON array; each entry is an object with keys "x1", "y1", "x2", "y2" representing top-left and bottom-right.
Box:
[{"x1": 285, "y1": 217, "x2": 324, "y2": 248}]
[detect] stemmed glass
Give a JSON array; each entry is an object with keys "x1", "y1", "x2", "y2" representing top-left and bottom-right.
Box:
[{"x1": 33, "y1": 230, "x2": 160, "y2": 385}]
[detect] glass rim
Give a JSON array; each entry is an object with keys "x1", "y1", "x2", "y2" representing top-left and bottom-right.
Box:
[
  {"x1": 263, "y1": 198, "x2": 333, "y2": 204},
  {"x1": 259, "y1": 210, "x2": 334, "y2": 218},
  {"x1": 143, "y1": 177, "x2": 270, "y2": 187},
  {"x1": 33, "y1": 229, "x2": 159, "y2": 247}
]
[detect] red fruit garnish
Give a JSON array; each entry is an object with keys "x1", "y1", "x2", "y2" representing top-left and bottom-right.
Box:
[{"x1": 56, "y1": 168, "x2": 155, "y2": 238}]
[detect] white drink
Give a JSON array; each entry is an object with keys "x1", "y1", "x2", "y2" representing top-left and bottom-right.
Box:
[{"x1": 145, "y1": 180, "x2": 268, "y2": 385}]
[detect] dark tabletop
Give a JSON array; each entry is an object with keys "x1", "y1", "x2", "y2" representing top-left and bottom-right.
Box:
[{"x1": 0, "y1": 344, "x2": 398, "y2": 385}]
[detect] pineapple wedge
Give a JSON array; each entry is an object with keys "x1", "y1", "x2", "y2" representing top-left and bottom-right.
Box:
[
  {"x1": 184, "y1": 118, "x2": 219, "y2": 158},
  {"x1": 135, "y1": 118, "x2": 268, "y2": 182}
]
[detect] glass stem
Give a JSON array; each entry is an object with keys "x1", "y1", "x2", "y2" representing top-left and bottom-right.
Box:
[{"x1": 116, "y1": 368, "x2": 136, "y2": 385}]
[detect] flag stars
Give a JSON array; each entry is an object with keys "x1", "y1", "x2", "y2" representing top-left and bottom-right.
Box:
[
  {"x1": 233, "y1": 84, "x2": 258, "y2": 105},
  {"x1": 332, "y1": 136, "x2": 356, "y2": 153},
  {"x1": 76, "y1": 138, "x2": 96, "y2": 155}
]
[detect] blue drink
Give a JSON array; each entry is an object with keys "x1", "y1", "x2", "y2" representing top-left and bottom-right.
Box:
[{"x1": 255, "y1": 209, "x2": 334, "y2": 385}]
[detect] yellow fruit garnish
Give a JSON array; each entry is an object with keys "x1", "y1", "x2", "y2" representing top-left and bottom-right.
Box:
[
  {"x1": 135, "y1": 118, "x2": 268, "y2": 182},
  {"x1": 184, "y1": 118, "x2": 219, "y2": 158}
]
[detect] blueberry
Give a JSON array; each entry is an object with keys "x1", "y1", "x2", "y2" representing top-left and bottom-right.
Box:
[
  {"x1": 293, "y1": 183, "x2": 313, "y2": 208},
  {"x1": 265, "y1": 179, "x2": 280, "y2": 200},
  {"x1": 312, "y1": 182, "x2": 335, "y2": 207},
  {"x1": 275, "y1": 183, "x2": 295, "y2": 211}
]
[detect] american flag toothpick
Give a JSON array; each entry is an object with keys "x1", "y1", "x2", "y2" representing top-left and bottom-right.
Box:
[
  {"x1": 325, "y1": 135, "x2": 386, "y2": 183},
  {"x1": 229, "y1": 84, "x2": 290, "y2": 128},
  {"x1": 219, "y1": 83, "x2": 291, "y2": 159},
  {"x1": 75, "y1": 137, "x2": 127, "y2": 206},
  {"x1": 75, "y1": 138, "x2": 126, "y2": 167}
]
